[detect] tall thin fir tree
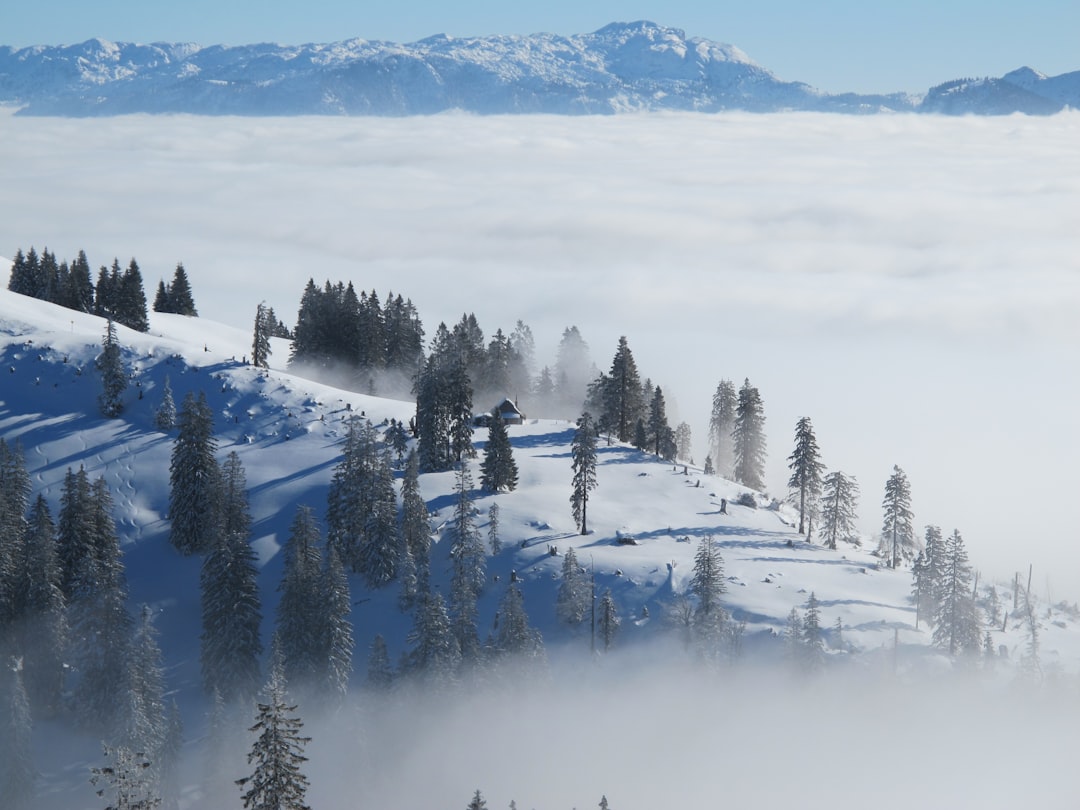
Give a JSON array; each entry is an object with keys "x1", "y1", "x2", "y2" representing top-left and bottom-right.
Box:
[
  {"x1": 556, "y1": 546, "x2": 591, "y2": 626},
  {"x1": 597, "y1": 589, "x2": 620, "y2": 652},
  {"x1": 400, "y1": 449, "x2": 431, "y2": 594},
  {"x1": 491, "y1": 582, "x2": 545, "y2": 661},
  {"x1": 450, "y1": 461, "x2": 486, "y2": 664},
  {"x1": 97, "y1": 318, "x2": 127, "y2": 418},
  {"x1": 819, "y1": 471, "x2": 859, "y2": 550},
  {"x1": 674, "y1": 422, "x2": 693, "y2": 463},
  {"x1": 405, "y1": 590, "x2": 461, "y2": 687},
  {"x1": 480, "y1": 412, "x2": 518, "y2": 492},
  {"x1": 932, "y1": 529, "x2": 980, "y2": 657},
  {"x1": 732, "y1": 379, "x2": 767, "y2": 491},
  {"x1": 801, "y1": 592, "x2": 825, "y2": 673},
  {"x1": 708, "y1": 379, "x2": 738, "y2": 477},
  {"x1": 276, "y1": 506, "x2": 324, "y2": 694},
  {"x1": 154, "y1": 376, "x2": 176, "y2": 432},
  {"x1": 168, "y1": 391, "x2": 220, "y2": 556},
  {"x1": 786, "y1": 417, "x2": 825, "y2": 537},
  {"x1": 237, "y1": 640, "x2": 312, "y2": 810},
  {"x1": 252, "y1": 302, "x2": 272, "y2": 369},
  {"x1": 911, "y1": 525, "x2": 944, "y2": 630},
  {"x1": 487, "y1": 502, "x2": 502, "y2": 555},
  {"x1": 570, "y1": 411, "x2": 598, "y2": 535},
  {"x1": 126, "y1": 605, "x2": 167, "y2": 785},
  {"x1": 689, "y1": 536, "x2": 727, "y2": 649},
  {"x1": 20, "y1": 494, "x2": 68, "y2": 715},
  {"x1": 599, "y1": 336, "x2": 643, "y2": 442},
  {"x1": 880, "y1": 465, "x2": 915, "y2": 569},
  {"x1": 317, "y1": 546, "x2": 354, "y2": 703}
]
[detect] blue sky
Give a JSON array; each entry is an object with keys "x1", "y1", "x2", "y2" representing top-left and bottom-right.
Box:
[{"x1": 3, "y1": 0, "x2": 1078, "y2": 93}]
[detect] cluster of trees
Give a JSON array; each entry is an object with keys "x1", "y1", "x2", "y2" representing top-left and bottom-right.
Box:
[
  {"x1": 705, "y1": 378, "x2": 767, "y2": 490},
  {"x1": 8, "y1": 248, "x2": 199, "y2": 335},
  {"x1": 911, "y1": 527, "x2": 984, "y2": 658},
  {"x1": 784, "y1": 592, "x2": 827, "y2": 673},
  {"x1": 0, "y1": 440, "x2": 182, "y2": 810}
]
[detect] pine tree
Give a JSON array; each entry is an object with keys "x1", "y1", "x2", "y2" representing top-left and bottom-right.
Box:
[
  {"x1": 56, "y1": 465, "x2": 94, "y2": 599},
  {"x1": 19, "y1": 494, "x2": 67, "y2": 714},
  {"x1": 597, "y1": 589, "x2": 619, "y2": 651},
  {"x1": 405, "y1": 591, "x2": 461, "y2": 685},
  {"x1": 785, "y1": 608, "x2": 803, "y2": 668},
  {"x1": 467, "y1": 788, "x2": 488, "y2": 810},
  {"x1": 154, "y1": 376, "x2": 176, "y2": 431},
  {"x1": 911, "y1": 525, "x2": 944, "y2": 629},
  {"x1": 786, "y1": 417, "x2": 825, "y2": 537},
  {"x1": 90, "y1": 743, "x2": 161, "y2": 810},
  {"x1": 480, "y1": 412, "x2": 518, "y2": 492},
  {"x1": 819, "y1": 471, "x2": 859, "y2": 550},
  {"x1": 450, "y1": 462, "x2": 486, "y2": 663},
  {"x1": 200, "y1": 520, "x2": 262, "y2": 704},
  {"x1": 276, "y1": 507, "x2": 324, "y2": 693},
  {"x1": 316, "y1": 546, "x2": 353, "y2": 702},
  {"x1": 0, "y1": 439, "x2": 30, "y2": 628},
  {"x1": 487, "y1": 503, "x2": 502, "y2": 555},
  {"x1": 358, "y1": 447, "x2": 400, "y2": 589},
  {"x1": 732, "y1": 379, "x2": 767, "y2": 491},
  {"x1": 152, "y1": 280, "x2": 171, "y2": 313},
  {"x1": 674, "y1": 422, "x2": 693, "y2": 463},
  {"x1": 365, "y1": 634, "x2": 393, "y2": 691},
  {"x1": 599, "y1": 337, "x2": 643, "y2": 442},
  {"x1": 237, "y1": 642, "x2": 312, "y2": 810},
  {"x1": 932, "y1": 530, "x2": 980, "y2": 656},
  {"x1": 400, "y1": 450, "x2": 431, "y2": 594},
  {"x1": 0, "y1": 659, "x2": 35, "y2": 810},
  {"x1": 708, "y1": 379, "x2": 738, "y2": 477},
  {"x1": 168, "y1": 392, "x2": 220, "y2": 555},
  {"x1": 880, "y1": 465, "x2": 915, "y2": 569},
  {"x1": 801, "y1": 592, "x2": 825, "y2": 672},
  {"x1": 492, "y1": 582, "x2": 544, "y2": 659},
  {"x1": 570, "y1": 411, "x2": 598, "y2": 535},
  {"x1": 556, "y1": 546, "x2": 591, "y2": 626},
  {"x1": 97, "y1": 318, "x2": 127, "y2": 418},
  {"x1": 252, "y1": 302, "x2": 273, "y2": 369},
  {"x1": 166, "y1": 263, "x2": 197, "y2": 316},
  {"x1": 689, "y1": 536, "x2": 727, "y2": 647},
  {"x1": 647, "y1": 386, "x2": 671, "y2": 457},
  {"x1": 116, "y1": 258, "x2": 150, "y2": 333},
  {"x1": 126, "y1": 606, "x2": 167, "y2": 773}
]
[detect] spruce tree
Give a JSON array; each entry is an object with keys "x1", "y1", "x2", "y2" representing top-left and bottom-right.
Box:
[
  {"x1": 801, "y1": 592, "x2": 825, "y2": 672},
  {"x1": 154, "y1": 376, "x2": 176, "y2": 432},
  {"x1": 819, "y1": 471, "x2": 859, "y2": 550},
  {"x1": 166, "y1": 263, "x2": 197, "y2": 316},
  {"x1": 365, "y1": 634, "x2": 393, "y2": 691},
  {"x1": 276, "y1": 507, "x2": 324, "y2": 693},
  {"x1": 90, "y1": 744, "x2": 161, "y2": 810},
  {"x1": 570, "y1": 411, "x2": 598, "y2": 535},
  {"x1": 674, "y1": 422, "x2": 693, "y2": 463},
  {"x1": 690, "y1": 536, "x2": 727, "y2": 646},
  {"x1": 732, "y1": 379, "x2": 767, "y2": 491},
  {"x1": 97, "y1": 318, "x2": 127, "y2": 418},
  {"x1": 786, "y1": 417, "x2": 825, "y2": 536},
  {"x1": 252, "y1": 302, "x2": 273, "y2": 369},
  {"x1": 911, "y1": 525, "x2": 944, "y2": 629},
  {"x1": 57, "y1": 465, "x2": 94, "y2": 599},
  {"x1": 492, "y1": 582, "x2": 544, "y2": 659},
  {"x1": 487, "y1": 502, "x2": 501, "y2": 555},
  {"x1": 467, "y1": 789, "x2": 488, "y2": 810},
  {"x1": 708, "y1": 379, "x2": 737, "y2": 477},
  {"x1": 932, "y1": 530, "x2": 980, "y2": 656},
  {"x1": 406, "y1": 591, "x2": 461, "y2": 686},
  {"x1": 126, "y1": 606, "x2": 167, "y2": 772},
  {"x1": 200, "y1": 521, "x2": 263, "y2": 704},
  {"x1": 358, "y1": 448, "x2": 400, "y2": 589},
  {"x1": 597, "y1": 589, "x2": 619, "y2": 652},
  {"x1": 480, "y1": 412, "x2": 518, "y2": 492},
  {"x1": 316, "y1": 546, "x2": 353, "y2": 703},
  {"x1": 117, "y1": 258, "x2": 150, "y2": 333},
  {"x1": 237, "y1": 642, "x2": 312, "y2": 810},
  {"x1": 400, "y1": 450, "x2": 431, "y2": 593},
  {"x1": 556, "y1": 546, "x2": 590, "y2": 626},
  {"x1": 599, "y1": 336, "x2": 643, "y2": 442},
  {"x1": 880, "y1": 465, "x2": 915, "y2": 569},
  {"x1": 168, "y1": 392, "x2": 220, "y2": 555},
  {"x1": 450, "y1": 462, "x2": 486, "y2": 663}
]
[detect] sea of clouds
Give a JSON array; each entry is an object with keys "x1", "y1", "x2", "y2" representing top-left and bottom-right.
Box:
[{"x1": 3, "y1": 108, "x2": 1079, "y2": 600}]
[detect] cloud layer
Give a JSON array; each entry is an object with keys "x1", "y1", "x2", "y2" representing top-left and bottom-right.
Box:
[{"x1": 3, "y1": 109, "x2": 1079, "y2": 595}]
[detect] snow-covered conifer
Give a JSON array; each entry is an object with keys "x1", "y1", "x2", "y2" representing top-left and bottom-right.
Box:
[
  {"x1": 708, "y1": 379, "x2": 737, "y2": 477},
  {"x1": 317, "y1": 546, "x2": 353, "y2": 702},
  {"x1": 366, "y1": 634, "x2": 393, "y2": 691},
  {"x1": 97, "y1": 318, "x2": 127, "y2": 418},
  {"x1": 786, "y1": 417, "x2": 825, "y2": 537},
  {"x1": 492, "y1": 582, "x2": 544, "y2": 659},
  {"x1": 400, "y1": 449, "x2": 431, "y2": 593},
  {"x1": 276, "y1": 507, "x2": 324, "y2": 692},
  {"x1": 154, "y1": 375, "x2": 176, "y2": 431},
  {"x1": 19, "y1": 494, "x2": 67, "y2": 714},
  {"x1": 932, "y1": 530, "x2": 980, "y2": 656},
  {"x1": 168, "y1": 391, "x2": 220, "y2": 555},
  {"x1": 487, "y1": 502, "x2": 501, "y2": 555},
  {"x1": 480, "y1": 412, "x2": 518, "y2": 492},
  {"x1": 252, "y1": 301, "x2": 273, "y2": 369},
  {"x1": 674, "y1": 421, "x2": 693, "y2": 463},
  {"x1": 801, "y1": 592, "x2": 825, "y2": 672},
  {"x1": 0, "y1": 659, "x2": 35, "y2": 810},
  {"x1": 880, "y1": 465, "x2": 915, "y2": 568},
  {"x1": 597, "y1": 589, "x2": 619, "y2": 652},
  {"x1": 599, "y1": 337, "x2": 644, "y2": 443},
  {"x1": 820, "y1": 471, "x2": 859, "y2": 550},
  {"x1": 556, "y1": 546, "x2": 590, "y2": 626},
  {"x1": 732, "y1": 379, "x2": 766, "y2": 490},
  {"x1": 450, "y1": 462, "x2": 486, "y2": 662},
  {"x1": 689, "y1": 536, "x2": 727, "y2": 647},
  {"x1": 406, "y1": 591, "x2": 461, "y2": 685},
  {"x1": 570, "y1": 411, "x2": 598, "y2": 535}
]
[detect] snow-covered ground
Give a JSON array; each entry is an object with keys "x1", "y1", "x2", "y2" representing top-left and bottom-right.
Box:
[{"x1": 4, "y1": 284, "x2": 1080, "y2": 808}]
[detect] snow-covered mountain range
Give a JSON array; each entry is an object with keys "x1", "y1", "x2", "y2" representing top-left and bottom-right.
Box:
[{"x1": 1, "y1": 21, "x2": 1076, "y2": 117}]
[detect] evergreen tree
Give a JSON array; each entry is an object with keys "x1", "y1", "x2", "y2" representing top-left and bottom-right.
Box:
[
  {"x1": 932, "y1": 530, "x2": 980, "y2": 656},
  {"x1": 492, "y1": 582, "x2": 544, "y2": 660},
  {"x1": 200, "y1": 518, "x2": 263, "y2": 704},
  {"x1": 19, "y1": 494, "x2": 68, "y2": 714},
  {"x1": 252, "y1": 302, "x2": 273, "y2": 369},
  {"x1": 880, "y1": 465, "x2": 915, "y2": 569},
  {"x1": 415, "y1": 349, "x2": 452, "y2": 473},
  {"x1": 570, "y1": 411, "x2": 598, "y2": 535},
  {"x1": 819, "y1": 471, "x2": 859, "y2": 550},
  {"x1": 159, "y1": 700, "x2": 183, "y2": 810},
  {"x1": 911, "y1": 525, "x2": 944, "y2": 629},
  {"x1": 786, "y1": 417, "x2": 825, "y2": 537},
  {"x1": 168, "y1": 392, "x2": 220, "y2": 555},
  {"x1": 90, "y1": 743, "x2": 161, "y2": 810},
  {"x1": 785, "y1": 608, "x2": 804, "y2": 667},
  {"x1": 487, "y1": 503, "x2": 501, "y2": 555},
  {"x1": 467, "y1": 789, "x2": 488, "y2": 810},
  {"x1": 708, "y1": 379, "x2": 738, "y2": 478},
  {"x1": 450, "y1": 462, "x2": 486, "y2": 663},
  {"x1": 326, "y1": 417, "x2": 376, "y2": 571},
  {"x1": 126, "y1": 606, "x2": 167, "y2": 772},
  {"x1": 674, "y1": 422, "x2": 693, "y2": 463},
  {"x1": 69, "y1": 477, "x2": 134, "y2": 736},
  {"x1": 553, "y1": 325, "x2": 594, "y2": 415},
  {"x1": 97, "y1": 318, "x2": 127, "y2": 418},
  {"x1": 237, "y1": 642, "x2": 312, "y2": 810},
  {"x1": 556, "y1": 546, "x2": 591, "y2": 626},
  {"x1": 116, "y1": 258, "x2": 150, "y2": 333},
  {"x1": 0, "y1": 659, "x2": 34, "y2": 810},
  {"x1": 689, "y1": 536, "x2": 727, "y2": 647},
  {"x1": 703, "y1": 455, "x2": 715, "y2": 476},
  {"x1": 732, "y1": 379, "x2": 767, "y2": 490},
  {"x1": 400, "y1": 450, "x2": 431, "y2": 594},
  {"x1": 647, "y1": 386, "x2": 671, "y2": 457},
  {"x1": 152, "y1": 280, "x2": 171, "y2": 314},
  {"x1": 154, "y1": 376, "x2": 176, "y2": 432},
  {"x1": 0, "y1": 439, "x2": 31, "y2": 628},
  {"x1": 599, "y1": 337, "x2": 643, "y2": 442},
  {"x1": 632, "y1": 418, "x2": 649, "y2": 453},
  {"x1": 480, "y1": 412, "x2": 518, "y2": 492},
  {"x1": 316, "y1": 546, "x2": 353, "y2": 702},
  {"x1": 166, "y1": 263, "x2": 197, "y2": 316},
  {"x1": 276, "y1": 507, "x2": 324, "y2": 693},
  {"x1": 405, "y1": 591, "x2": 461, "y2": 685},
  {"x1": 801, "y1": 592, "x2": 825, "y2": 672},
  {"x1": 56, "y1": 465, "x2": 94, "y2": 599},
  {"x1": 365, "y1": 634, "x2": 393, "y2": 691},
  {"x1": 597, "y1": 589, "x2": 619, "y2": 651},
  {"x1": 68, "y1": 250, "x2": 95, "y2": 313}
]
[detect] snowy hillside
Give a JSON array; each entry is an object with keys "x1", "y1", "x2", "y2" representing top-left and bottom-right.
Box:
[
  {"x1": 4, "y1": 284, "x2": 1080, "y2": 808},
  {"x1": 2, "y1": 21, "x2": 1076, "y2": 117}
]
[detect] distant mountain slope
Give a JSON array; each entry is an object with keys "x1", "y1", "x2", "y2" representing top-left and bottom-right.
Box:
[{"x1": 0, "y1": 20, "x2": 966, "y2": 116}]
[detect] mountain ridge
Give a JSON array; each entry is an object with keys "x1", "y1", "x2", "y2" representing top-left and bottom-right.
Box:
[{"x1": 2, "y1": 21, "x2": 1075, "y2": 116}]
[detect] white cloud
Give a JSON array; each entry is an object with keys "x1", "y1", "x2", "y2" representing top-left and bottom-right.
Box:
[{"x1": 3, "y1": 108, "x2": 1080, "y2": 595}]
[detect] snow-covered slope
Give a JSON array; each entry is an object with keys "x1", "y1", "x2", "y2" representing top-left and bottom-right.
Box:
[{"x1": 0, "y1": 22, "x2": 914, "y2": 116}]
